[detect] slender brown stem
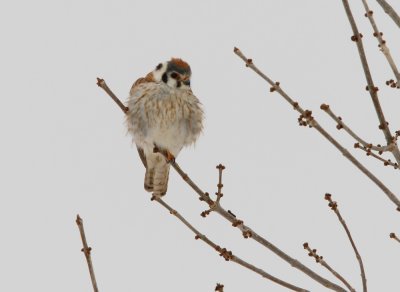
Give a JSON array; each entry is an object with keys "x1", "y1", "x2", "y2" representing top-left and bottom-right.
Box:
[
  {"x1": 390, "y1": 232, "x2": 400, "y2": 244},
  {"x1": 376, "y1": 0, "x2": 400, "y2": 28},
  {"x1": 341, "y1": 0, "x2": 400, "y2": 164},
  {"x1": 215, "y1": 283, "x2": 224, "y2": 291},
  {"x1": 325, "y1": 194, "x2": 367, "y2": 292},
  {"x1": 215, "y1": 164, "x2": 225, "y2": 205},
  {"x1": 96, "y1": 78, "x2": 129, "y2": 113},
  {"x1": 154, "y1": 197, "x2": 309, "y2": 292},
  {"x1": 303, "y1": 243, "x2": 355, "y2": 292},
  {"x1": 96, "y1": 79, "x2": 347, "y2": 292},
  {"x1": 321, "y1": 104, "x2": 394, "y2": 152},
  {"x1": 76, "y1": 215, "x2": 99, "y2": 292},
  {"x1": 355, "y1": 143, "x2": 399, "y2": 169},
  {"x1": 233, "y1": 47, "x2": 400, "y2": 208},
  {"x1": 167, "y1": 161, "x2": 347, "y2": 292},
  {"x1": 362, "y1": 0, "x2": 400, "y2": 87}
]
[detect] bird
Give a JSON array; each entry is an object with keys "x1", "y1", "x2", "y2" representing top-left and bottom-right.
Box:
[{"x1": 126, "y1": 58, "x2": 203, "y2": 197}]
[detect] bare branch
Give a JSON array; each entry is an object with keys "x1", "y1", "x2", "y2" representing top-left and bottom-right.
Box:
[
  {"x1": 153, "y1": 197, "x2": 309, "y2": 292},
  {"x1": 376, "y1": 0, "x2": 400, "y2": 28},
  {"x1": 97, "y1": 78, "x2": 129, "y2": 114},
  {"x1": 341, "y1": 0, "x2": 400, "y2": 165},
  {"x1": 389, "y1": 232, "x2": 400, "y2": 244},
  {"x1": 96, "y1": 79, "x2": 347, "y2": 292},
  {"x1": 233, "y1": 48, "x2": 400, "y2": 208},
  {"x1": 200, "y1": 164, "x2": 225, "y2": 218},
  {"x1": 215, "y1": 283, "x2": 224, "y2": 291},
  {"x1": 325, "y1": 194, "x2": 367, "y2": 292},
  {"x1": 166, "y1": 161, "x2": 347, "y2": 292},
  {"x1": 321, "y1": 104, "x2": 394, "y2": 152},
  {"x1": 355, "y1": 143, "x2": 399, "y2": 169},
  {"x1": 362, "y1": 0, "x2": 400, "y2": 88},
  {"x1": 216, "y1": 164, "x2": 225, "y2": 205},
  {"x1": 76, "y1": 215, "x2": 99, "y2": 292},
  {"x1": 303, "y1": 243, "x2": 355, "y2": 292}
]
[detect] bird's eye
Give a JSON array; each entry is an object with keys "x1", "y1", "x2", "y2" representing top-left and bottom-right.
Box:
[
  {"x1": 156, "y1": 63, "x2": 163, "y2": 70},
  {"x1": 170, "y1": 72, "x2": 178, "y2": 79}
]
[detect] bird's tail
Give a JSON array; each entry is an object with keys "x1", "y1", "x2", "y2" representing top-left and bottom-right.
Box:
[{"x1": 144, "y1": 153, "x2": 170, "y2": 196}]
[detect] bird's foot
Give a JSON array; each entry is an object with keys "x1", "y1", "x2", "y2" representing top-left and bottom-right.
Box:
[
  {"x1": 153, "y1": 145, "x2": 175, "y2": 163},
  {"x1": 151, "y1": 192, "x2": 166, "y2": 201},
  {"x1": 165, "y1": 150, "x2": 175, "y2": 164}
]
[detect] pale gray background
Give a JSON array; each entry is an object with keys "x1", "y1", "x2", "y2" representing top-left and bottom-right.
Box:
[{"x1": 1, "y1": 0, "x2": 400, "y2": 291}]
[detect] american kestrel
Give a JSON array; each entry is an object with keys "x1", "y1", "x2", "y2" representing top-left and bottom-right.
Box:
[{"x1": 126, "y1": 58, "x2": 203, "y2": 196}]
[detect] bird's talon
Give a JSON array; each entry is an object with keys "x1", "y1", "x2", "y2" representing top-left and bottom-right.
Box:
[{"x1": 166, "y1": 151, "x2": 175, "y2": 163}]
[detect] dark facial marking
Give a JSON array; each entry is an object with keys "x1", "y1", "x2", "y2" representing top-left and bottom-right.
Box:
[
  {"x1": 156, "y1": 63, "x2": 162, "y2": 70},
  {"x1": 183, "y1": 80, "x2": 191, "y2": 86},
  {"x1": 176, "y1": 81, "x2": 181, "y2": 88},
  {"x1": 170, "y1": 72, "x2": 178, "y2": 79},
  {"x1": 167, "y1": 62, "x2": 191, "y2": 76},
  {"x1": 162, "y1": 73, "x2": 168, "y2": 83}
]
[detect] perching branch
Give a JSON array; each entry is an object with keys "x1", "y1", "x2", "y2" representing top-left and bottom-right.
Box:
[
  {"x1": 97, "y1": 78, "x2": 347, "y2": 292},
  {"x1": 362, "y1": 0, "x2": 400, "y2": 87},
  {"x1": 76, "y1": 215, "x2": 99, "y2": 292},
  {"x1": 96, "y1": 78, "x2": 128, "y2": 113},
  {"x1": 303, "y1": 243, "x2": 355, "y2": 292},
  {"x1": 325, "y1": 194, "x2": 367, "y2": 292},
  {"x1": 376, "y1": 0, "x2": 400, "y2": 28},
  {"x1": 320, "y1": 104, "x2": 394, "y2": 152},
  {"x1": 153, "y1": 197, "x2": 309, "y2": 292},
  {"x1": 341, "y1": 0, "x2": 400, "y2": 165},
  {"x1": 233, "y1": 47, "x2": 400, "y2": 209}
]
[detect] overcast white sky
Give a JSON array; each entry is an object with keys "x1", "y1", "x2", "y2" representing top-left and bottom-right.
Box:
[{"x1": 1, "y1": 0, "x2": 400, "y2": 291}]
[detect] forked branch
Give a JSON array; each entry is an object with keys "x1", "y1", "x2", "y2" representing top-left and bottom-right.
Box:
[
  {"x1": 154, "y1": 197, "x2": 309, "y2": 291},
  {"x1": 320, "y1": 103, "x2": 394, "y2": 152},
  {"x1": 233, "y1": 48, "x2": 400, "y2": 209},
  {"x1": 355, "y1": 143, "x2": 399, "y2": 169},
  {"x1": 341, "y1": 0, "x2": 400, "y2": 164}
]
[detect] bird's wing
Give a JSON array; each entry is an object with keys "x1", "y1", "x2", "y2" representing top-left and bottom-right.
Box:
[
  {"x1": 130, "y1": 72, "x2": 155, "y2": 96},
  {"x1": 129, "y1": 72, "x2": 156, "y2": 169}
]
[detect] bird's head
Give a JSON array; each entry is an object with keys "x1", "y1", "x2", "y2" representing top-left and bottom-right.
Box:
[{"x1": 152, "y1": 58, "x2": 192, "y2": 89}]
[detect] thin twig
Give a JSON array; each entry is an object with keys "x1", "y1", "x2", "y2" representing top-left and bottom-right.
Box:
[
  {"x1": 376, "y1": 0, "x2": 400, "y2": 28},
  {"x1": 96, "y1": 79, "x2": 347, "y2": 291},
  {"x1": 216, "y1": 164, "x2": 225, "y2": 205},
  {"x1": 362, "y1": 0, "x2": 400, "y2": 87},
  {"x1": 341, "y1": 0, "x2": 400, "y2": 165},
  {"x1": 321, "y1": 103, "x2": 394, "y2": 152},
  {"x1": 215, "y1": 283, "x2": 224, "y2": 291},
  {"x1": 303, "y1": 243, "x2": 355, "y2": 292},
  {"x1": 355, "y1": 143, "x2": 399, "y2": 169},
  {"x1": 76, "y1": 215, "x2": 99, "y2": 292},
  {"x1": 200, "y1": 164, "x2": 225, "y2": 218},
  {"x1": 168, "y1": 160, "x2": 347, "y2": 292},
  {"x1": 153, "y1": 197, "x2": 309, "y2": 292},
  {"x1": 325, "y1": 194, "x2": 367, "y2": 292},
  {"x1": 96, "y1": 78, "x2": 129, "y2": 113},
  {"x1": 233, "y1": 48, "x2": 400, "y2": 208},
  {"x1": 389, "y1": 232, "x2": 400, "y2": 244}
]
